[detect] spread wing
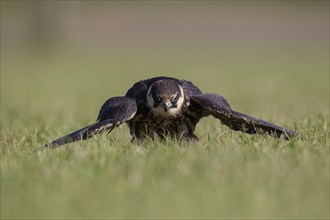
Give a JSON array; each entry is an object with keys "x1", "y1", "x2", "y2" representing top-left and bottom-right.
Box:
[
  {"x1": 42, "y1": 96, "x2": 137, "y2": 149},
  {"x1": 189, "y1": 93, "x2": 300, "y2": 139}
]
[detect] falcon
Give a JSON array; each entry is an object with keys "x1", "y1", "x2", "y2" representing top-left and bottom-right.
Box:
[{"x1": 43, "y1": 76, "x2": 299, "y2": 148}]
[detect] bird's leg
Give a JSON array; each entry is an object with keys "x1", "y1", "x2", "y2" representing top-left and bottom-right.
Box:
[
  {"x1": 176, "y1": 123, "x2": 200, "y2": 141},
  {"x1": 130, "y1": 124, "x2": 156, "y2": 144},
  {"x1": 187, "y1": 133, "x2": 200, "y2": 141}
]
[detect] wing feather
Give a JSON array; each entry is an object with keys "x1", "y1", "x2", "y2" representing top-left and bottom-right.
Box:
[
  {"x1": 43, "y1": 96, "x2": 137, "y2": 149},
  {"x1": 190, "y1": 93, "x2": 300, "y2": 139}
]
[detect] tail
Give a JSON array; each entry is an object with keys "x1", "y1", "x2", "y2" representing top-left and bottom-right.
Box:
[
  {"x1": 223, "y1": 110, "x2": 300, "y2": 139},
  {"x1": 42, "y1": 119, "x2": 116, "y2": 149}
]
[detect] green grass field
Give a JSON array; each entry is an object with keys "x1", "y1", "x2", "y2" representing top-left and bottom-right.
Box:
[{"x1": 1, "y1": 50, "x2": 329, "y2": 219}]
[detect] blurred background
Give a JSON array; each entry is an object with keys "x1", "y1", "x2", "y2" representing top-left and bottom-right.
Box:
[
  {"x1": 1, "y1": 1, "x2": 329, "y2": 219},
  {"x1": 1, "y1": 1, "x2": 329, "y2": 132}
]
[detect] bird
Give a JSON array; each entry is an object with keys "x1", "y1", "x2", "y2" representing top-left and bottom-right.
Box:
[{"x1": 43, "y1": 76, "x2": 299, "y2": 149}]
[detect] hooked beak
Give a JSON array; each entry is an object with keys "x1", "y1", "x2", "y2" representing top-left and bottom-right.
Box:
[{"x1": 162, "y1": 102, "x2": 172, "y2": 112}]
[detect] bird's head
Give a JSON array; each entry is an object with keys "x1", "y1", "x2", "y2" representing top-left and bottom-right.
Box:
[{"x1": 147, "y1": 80, "x2": 185, "y2": 117}]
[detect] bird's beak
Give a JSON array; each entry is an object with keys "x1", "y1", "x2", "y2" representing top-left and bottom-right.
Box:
[{"x1": 162, "y1": 102, "x2": 171, "y2": 112}]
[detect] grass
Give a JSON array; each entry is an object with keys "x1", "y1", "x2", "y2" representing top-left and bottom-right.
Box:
[{"x1": 1, "y1": 49, "x2": 329, "y2": 219}]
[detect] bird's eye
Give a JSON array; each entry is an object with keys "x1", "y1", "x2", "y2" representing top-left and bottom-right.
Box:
[
  {"x1": 154, "y1": 95, "x2": 162, "y2": 103},
  {"x1": 171, "y1": 94, "x2": 178, "y2": 102}
]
